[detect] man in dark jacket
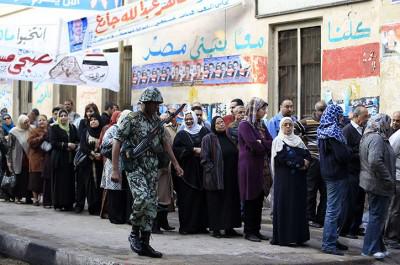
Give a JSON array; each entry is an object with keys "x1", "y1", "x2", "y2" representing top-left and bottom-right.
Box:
[
  {"x1": 295, "y1": 100, "x2": 327, "y2": 228},
  {"x1": 101, "y1": 102, "x2": 116, "y2": 125},
  {"x1": 340, "y1": 106, "x2": 369, "y2": 239}
]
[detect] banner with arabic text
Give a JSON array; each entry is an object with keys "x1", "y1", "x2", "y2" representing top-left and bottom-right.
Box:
[
  {"x1": 64, "y1": 0, "x2": 242, "y2": 53},
  {"x1": 0, "y1": 48, "x2": 120, "y2": 91},
  {"x1": 132, "y1": 55, "x2": 267, "y2": 89},
  {"x1": 0, "y1": 0, "x2": 122, "y2": 10},
  {"x1": 0, "y1": 24, "x2": 59, "y2": 54},
  {"x1": 0, "y1": 79, "x2": 13, "y2": 116}
]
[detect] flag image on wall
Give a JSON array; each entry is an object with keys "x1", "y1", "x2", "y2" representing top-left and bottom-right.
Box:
[{"x1": 81, "y1": 54, "x2": 109, "y2": 83}]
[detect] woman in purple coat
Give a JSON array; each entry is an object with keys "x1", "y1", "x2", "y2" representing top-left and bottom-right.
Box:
[{"x1": 238, "y1": 97, "x2": 272, "y2": 242}]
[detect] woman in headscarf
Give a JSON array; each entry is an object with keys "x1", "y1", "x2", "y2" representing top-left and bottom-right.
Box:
[
  {"x1": 7, "y1": 115, "x2": 32, "y2": 204},
  {"x1": 270, "y1": 117, "x2": 311, "y2": 246},
  {"x1": 318, "y1": 104, "x2": 351, "y2": 256},
  {"x1": 360, "y1": 114, "x2": 395, "y2": 260},
  {"x1": 27, "y1": 115, "x2": 50, "y2": 206},
  {"x1": 2, "y1": 113, "x2": 14, "y2": 137},
  {"x1": 77, "y1": 103, "x2": 100, "y2": 138},
  {"x1": 200, "y1": 116, "x2": 241, "y2": 238},
  {"x1": 173, "y1": 111, "x2": 209, "y2": 234},
  {"x1": 75, "y1": 113, "x2": 104, "y2": 215},
  {"x1": 100, "y1": 110, "x2": 131, "y2": 224},
  {"x1": 50, "y1": 109, "x2": 79, "y2": 211},
  {"x1": 238, "y1": 97, "x2": 272, "y2": 242},
  {"x1": 99, "y1": 110, "x2": 121, "y2": 219}
]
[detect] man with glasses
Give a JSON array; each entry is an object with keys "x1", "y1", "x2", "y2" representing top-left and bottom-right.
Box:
[{"x1": 267, "y1": 99, "x2": 297, "y2": 139}]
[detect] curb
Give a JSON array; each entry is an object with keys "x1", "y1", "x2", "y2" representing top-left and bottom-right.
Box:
[{"x1": 0, "y1": 230, "x2": 120, "y2": 265}]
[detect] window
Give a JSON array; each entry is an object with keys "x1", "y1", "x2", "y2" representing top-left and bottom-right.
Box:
[{"x1": 275, "y1": 24, "x2": 321, "y2": 118}]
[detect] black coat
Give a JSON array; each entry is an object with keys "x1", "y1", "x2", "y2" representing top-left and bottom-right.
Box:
[
  {"x1": 342, "y1": 124, "x2": 362, "y2": 176},
  {"x1": 318, "y1": 138, "x2": 351, "y2": 181},
  {"x1": 50, "y1": 124, "x2": 79, "y2": 208}
]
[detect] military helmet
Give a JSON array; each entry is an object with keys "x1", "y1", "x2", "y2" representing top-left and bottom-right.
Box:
[{"x1": 139, "y1": 86, "x2": 164, "y2": 103}]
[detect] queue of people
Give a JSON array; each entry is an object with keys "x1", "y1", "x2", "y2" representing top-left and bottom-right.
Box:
[{"x1": 0, "y1": 95, "x2": 399, "y2": 261}]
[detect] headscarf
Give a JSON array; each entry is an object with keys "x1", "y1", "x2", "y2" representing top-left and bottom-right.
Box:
[
  {"x1": 2, "y1": 113, "x2": 14, "y2": 135},
  {"x1": 183, "y1": 111, "x2": 202, "y2": 135},
  {"x1": 271, "y1": 117, "x2": 307, "y2": 177},
  {"x1": 56, "y1": 109, "x2": 70, "y2": 135},
  {"x1": 87, "y1": 113, "x2": 103, "y2": 138},
  {"x1": 317, "y1": 104, "x2": 346, "y2": 144},
  {"x1": 363, "y1": 113, "x2": 391, "y2": 140},
  {"x1": 117, "y1": 110, "x2": 132, "y2": 127},
  {"x1": 9, "y1": 114, "x2": 31, "y2": 154},
  {"x1": 110, "y1": 111, "x2": 121, "y2": 126},
  {"x1": 245, "y1": 97, "x2": 268, "y2": 128},
  {"x1": 211, "y1": 116, "x2": 224, "y2": 134}
]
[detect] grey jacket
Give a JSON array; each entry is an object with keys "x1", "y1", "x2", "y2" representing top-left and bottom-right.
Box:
[{"x1": 359, "y1": 133, "x2": 396, "y2": 196}]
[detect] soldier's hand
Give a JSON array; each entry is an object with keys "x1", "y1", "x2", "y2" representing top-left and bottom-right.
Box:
[
  {"x1": 174, "y1": 163, "x2": 184, "y2": 177},
  {"x1": 111, "y1": 170, "x2": 121, "y2": 183}
]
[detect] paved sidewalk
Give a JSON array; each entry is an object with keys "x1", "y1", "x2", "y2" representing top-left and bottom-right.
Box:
[{"x1": 0, "y1": 202, "x2": 398, "y2": 265}]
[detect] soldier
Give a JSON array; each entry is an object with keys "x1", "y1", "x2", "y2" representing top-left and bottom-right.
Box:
[{"x1": 111, "y1": 87, "x2": 183, "y2": 258}]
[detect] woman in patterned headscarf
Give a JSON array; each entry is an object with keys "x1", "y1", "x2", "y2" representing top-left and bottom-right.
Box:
[
  {"x1": 318, "y1": 104, "x2": 351, "y2": 256},
  {"x1": 360, "y1": 114, "x2": 395, "y2": 260},
  {"x1": 238, "y1": 97, "x2": 272, "y2": 242}
]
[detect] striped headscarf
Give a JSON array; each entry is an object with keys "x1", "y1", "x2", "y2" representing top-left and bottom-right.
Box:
[
  {"x1": 317, "y1": 104, "x2": 346, "y2": 144},
  {"x1": 245, "y1": 97, "x2": 268, "y2": 128}
]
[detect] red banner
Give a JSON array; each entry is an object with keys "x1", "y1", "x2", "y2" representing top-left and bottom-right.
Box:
[{"x1": 322, "y1": 43, "x2": 380, "y2": 81}]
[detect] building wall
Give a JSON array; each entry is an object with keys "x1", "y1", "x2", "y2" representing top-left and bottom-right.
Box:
[
  {"x1": 129, "y1": 0, "x2": 400, "y2": 117},
  {"x1": 128, "y1": 0, "x2": 268, "y2": 110}
]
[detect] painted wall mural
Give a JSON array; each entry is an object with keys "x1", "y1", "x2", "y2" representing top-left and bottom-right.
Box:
[{"x1": 322, "y1": 42, "x2": 380, "y2": 81}]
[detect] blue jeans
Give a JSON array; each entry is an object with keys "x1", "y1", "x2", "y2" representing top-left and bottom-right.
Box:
[
  {"x1": 362, "y1": 193, "x2": 391, "y2": 255},
  {"x1": 322, "y1": 179, "x2": 347, "y2": 251}
]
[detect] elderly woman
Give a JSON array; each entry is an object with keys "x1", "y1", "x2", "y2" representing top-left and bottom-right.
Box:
[
  {"x1": 50, "y1": 109, "x2": 79, "y2": 211},
  {"x1": 173, "y1": 111, "x2": 209, "y2": 234},
  {"x1": 360, "y1": 114, "x2": 396, "y2": 260},
  {"x1": 238, "y1": 97, "x2": 272, "y2": 242},
  {"x1": 27, "y1": 115, "x2": 50, "y2": 206},
  {"x1": 7, "y1": 115, "x2": 32, "y2": 204},
  {"x1": 270, "y1": 117, "x2": 311, "y2": 246},
  {"x1": 201, "y1": 116, "x2": 241, "y2": 238},
  {"x1": 318, "y1": 104, "x2": 351, "y2": 255}
]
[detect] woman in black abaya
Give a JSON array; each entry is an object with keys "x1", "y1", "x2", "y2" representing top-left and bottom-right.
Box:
[
  {"x1": 173, "y1": 111, "x2": 209, "y2": 234},
  {"x1": 270, "y1": 117, "x2": 311, "y2": 246},
  {"x1": 201, "y1": 116, "x2": 241, "y2": 238}
]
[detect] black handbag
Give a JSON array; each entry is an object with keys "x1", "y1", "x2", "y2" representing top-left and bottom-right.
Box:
[
  {"x1": 1, "y1": 173, "x2": 16, "y2": 190},
  {"x1": 73, "y1": 146, "x2": 87, "y2": 167}
]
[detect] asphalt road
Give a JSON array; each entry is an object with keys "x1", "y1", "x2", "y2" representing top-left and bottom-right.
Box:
[{"x1": 0, "y1": 254, "x2": 28, "y2": 265}]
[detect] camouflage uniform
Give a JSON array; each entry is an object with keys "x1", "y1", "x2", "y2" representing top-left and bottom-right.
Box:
[{"x1": 115, "y1": 87, "x2": 164, "y2": 232}]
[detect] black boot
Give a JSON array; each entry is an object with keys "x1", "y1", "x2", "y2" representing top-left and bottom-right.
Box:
[
  {"x1": 128, "y1": 226, "x2": 142, "y2": 254},
  {"x1": 159, "y1": 211, "x2": 175, "y2": 231},
  {"x1": 152, "y1": 212, "x2": 163, "y2": 234},
  {"x1": 138, "y1": 231, "x2": 163, "y2": 258}
]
